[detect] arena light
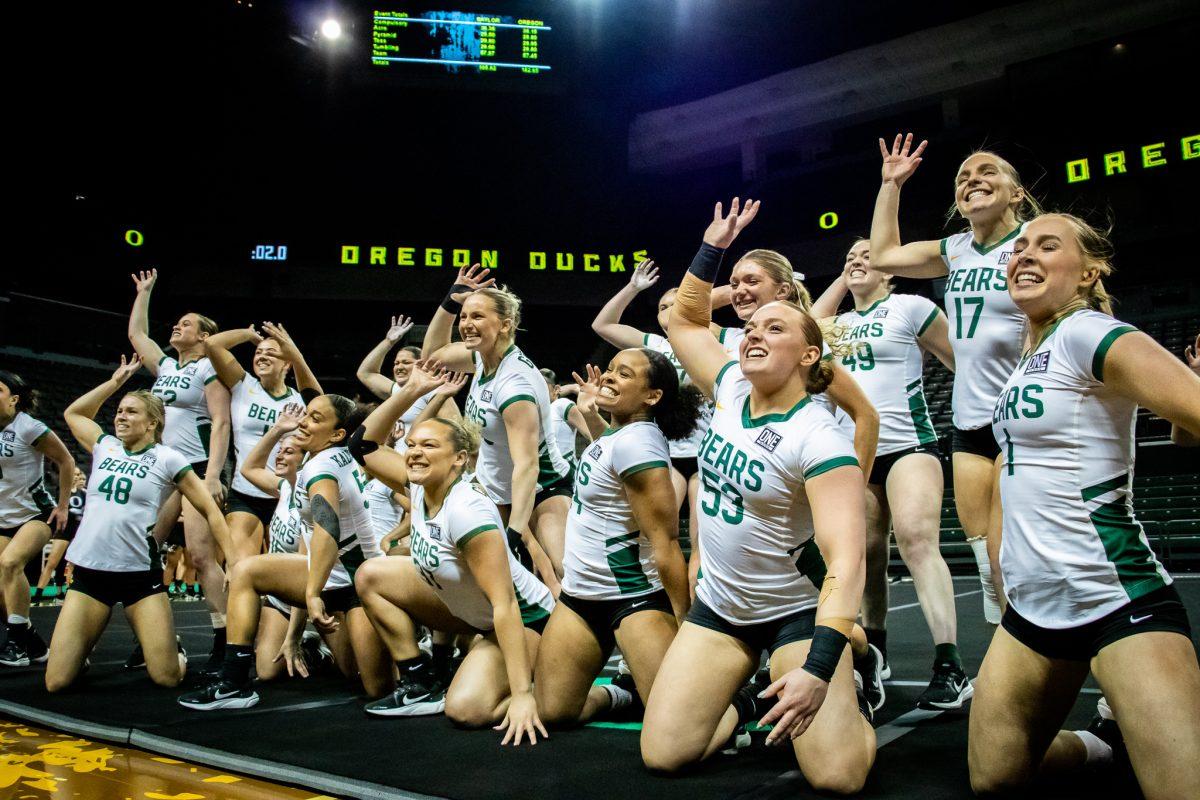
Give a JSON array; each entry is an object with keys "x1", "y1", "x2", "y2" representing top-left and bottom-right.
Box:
[{"x1": 320, "y1": 18, "x2": 342, "y2": 39}]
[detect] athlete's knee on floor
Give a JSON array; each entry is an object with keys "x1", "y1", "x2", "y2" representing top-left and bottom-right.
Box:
[
  {"x1": 803, "y1": 758, "x2": 870, "y2": 796},
  {"x1": 444, "y1": 692, "x2": 498, "y2": 729},
  {"x1": 968, "y1": 752, "x2": 1028, "y2": 797},
  {"x1": 639, "y1": 734, "x2": 701, "y2": 775},
  {"x1": 147, "y1": 660, "x2": 184, "y2": 688},
  {"x1": 533, "y1": 690, "x2": 584, "y2": 728},
  {"x1": 45, "y1": 669, "x2": 73, "y2": 694}
]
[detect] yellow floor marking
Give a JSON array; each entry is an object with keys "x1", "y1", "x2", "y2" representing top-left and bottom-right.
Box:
[
  {"x1": 202, "y1": 775, "x2": 241, "y2": 784},
  {"x1": 152, "y1": 757, "x2": 184, "y2": 765},
  {"x1": 144, "y1": 793, "x2": 205, "y2": 800}
]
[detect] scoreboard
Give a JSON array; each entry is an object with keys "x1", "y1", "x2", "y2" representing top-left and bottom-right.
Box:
[{"x1": 370, "y1": 8, "x2": 550, "y2": 77}]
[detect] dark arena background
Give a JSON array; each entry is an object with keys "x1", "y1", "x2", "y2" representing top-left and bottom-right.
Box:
[{"x1": 2, "y1": 1, "x2": 1198, "y2": 798}]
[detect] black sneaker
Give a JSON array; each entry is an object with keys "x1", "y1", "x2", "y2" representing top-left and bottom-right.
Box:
[
  {"x1": 178, "y1": 679, "x2": 260, "y2": 710},
  {"x1": 24, "y1": 629, "x2": 49, "y2": 664},
  {"x1": 855, "y1": 675, "x2": 874, "y2": 724},
  {"x1": 125, "y1": 643, "x2": 146, "y2": 670},
  {"x1": 0, "y1": 638, "x2": 31, "y2": 667},
  {"x1": 853, "y1": 643, "x2": 886, "y2": 713},
  {"x1": 364, "y1": 664, "x2": 447, "y2": 717},
  {"x1": 917, "y1": 660, "x2": 974, "y2": 710}
]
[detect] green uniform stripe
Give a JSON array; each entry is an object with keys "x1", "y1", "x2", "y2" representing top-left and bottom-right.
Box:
[
  {"x1": 907, "y1": 386, "x2": 938, "y2": 445},
  {"x1": 620, "y1": 460, "x2": 668, "y2": 479},
  {"x1": 939, "y1": 238, "x2": 948, "y2": 259},
  {"x1": 561, "y1": 402, "x2": 575, "y2": 422},
  {"x1": 605, "y1": 530, "x2": 652, "y2": 595},
  {"x1": 458, "y1": 524, "x2": 498, "y2": 548},
  {"x1": 803, "y1": 455, "x2": 859, "y2": 480},
  {"x1": 642, "y1": 333, "x2": 651, "y2": 346},
  {"x1": 514, "y1": 583, "x2": 548, "y2": 624},
  {"x1": 30, "y1": 427, "x2": 50, "y2": 446},
  {"x1": 498, "y1": 394, "x2": 536, "y2": 413},
  {"x1": 1091, "y1": 326, "x2": 1136, "y2": 382},
  {"x1": 917, "y1": 307, "x2": 940, "y2": 336},
  {"x1": 338, "y1": 545, "x2": 367, "y2": 583},
  {"x1": 1082, "y1": 472, "x2": 1129, "y2": 503},
  {"x1": 970, "y1": 225, "x2": 1022, "y2": 256},
  {"x1": 714, "y1": 360, "x2": 737, "y2": 389},
  {"x1": 742, "y1": 395, "x2": 812, "y2": 428},
  {"x1": 305, "y1": 473, "x2": 337, "y2": 490},
  {"x1": 173, "y1": 464, "x2": 195, "y2": 483},
  {"x1": 1087, "y1": 500, "x2": 1166, "y2": 600},
  {"x1": 197, "y1": 422, "x2": 212, "y2": 457}
]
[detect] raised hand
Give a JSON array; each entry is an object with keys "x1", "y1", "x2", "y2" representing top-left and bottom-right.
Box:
[
  {"x1": 243, "y1": 324, "x2": 264, "y2": 345},
  {"x1": 407, "y1": 359, "x2": 452, "y2": 396},
  {"x1": 434, "y1": 371, "x2": 469, "y2": 397},
  {"x1": 112, "y1": 353, "x2": 143, "y2": 384},
  {"x1": 629, "y1": 259, "x2": 660, "y2": 292},
  {"x1": 385, "y1": 315, "x2": 414, "y2": 343},
  {"x1": 448, "y1": 264, "x2": 496, "y2": 304},
  {"x1": 261, "y1": 322, "x2": 301, "y2": 363},
  {"x1": 130, "y1": 269, "x2": 158, "y2": 294},
  {"x1": 878, "y1": 132, "x2": 928, "y2": 187},
  {"x1": 274, "y1": 402, "x2": 304, "y2": 434},
  {"x1": 570, "y1": 364, "x2": 603, "y2": 415},
  {"x1": 702, "y1": 197, "x2": 761, "y2": 249},
  {"x1": 1185, "y1": 333, "x2": 1199, "y2": 376}
]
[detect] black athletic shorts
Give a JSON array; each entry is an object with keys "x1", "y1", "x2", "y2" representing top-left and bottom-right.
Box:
[
  {"x1": 0, "y1": 508, "x2": 54, "y2": 539},
  {"x1": 670, "y1": 456, "x2": 699, "y2": 480},
  {"x1": 535, "y1": 472, "x2": 574, "y2": 507},
  {"x1": 1002, "y1": 585, "x2": 1191, "y2": 662},
  {"x1": 523, "y1": 612, "x2": 550, "y2": 635},
  {"x1": 69, "y1": 566, "x2": 165, "y2": 608},
  {"x1": 165, "y1": 520, "x2": 186, "y2": 548},
  {"x1": 951, "y1": 424, "x2": 1001, "y2": 460},
  {"x1": 190, "y1": 460, "x2": 209, "y2": 480},
  {"x1": 686, "y1": 598, "x2": 816, "y2": 656},
  {"x1": 225, "y1": 489, "x2": 276, "y2": 527},
  {"x1": 321, "y1": 584, "x2": 361, "y2": 614},
  {"x1": 869, "y1": 444, "x2": 942, "y2": 486},
  {"x1": 52, "y1": 519, "x2": 80, "y2": 543},
  {"x1": 558, "y1": 589, "x2": 674, "y2": 654}
]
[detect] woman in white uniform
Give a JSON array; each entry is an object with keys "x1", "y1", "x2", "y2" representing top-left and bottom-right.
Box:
[
  {"x1": 534, "y1": 347, "x2": 699, "y2": 726},
  {"x1": 869, "y1": 134, "x2": 1042, "y2": 623},
  {"x1": 968, "y1": 214, "x2": 1200, "y2": 798},
  {"x1": 809, "y1": 239, "x2": 966, "y2": 710},
  {"x1": 204, "y1": 322, "x2": 321, "y2": 563},
  {"x1": 0, "y1": 370, "x2": 75, "y2": 667},
  {"x1": 540, "y1": 368, "x2": 592, "y2": 466},
  {"x1": 423, "y1": 268, "x2": 573, "y2": 592},
  {"x1": 47, "y1": 355, "x2": 228, "y2": 692},
  {"x1": 349, "y1": 369, "x2": 552, "y2": 746},
  {"x1": 640, "y1": 200, "x2": 875, "y2": 795},
  {"x1": 127, "y1": 268, "x2": 232, "y2": 671}
]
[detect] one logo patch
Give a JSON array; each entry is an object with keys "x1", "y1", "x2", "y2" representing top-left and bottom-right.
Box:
[
  {"x1": 587, "y1": 443, "x2": 603, "y2": 460},
  {"x1": 999, "y1": 251, "x2": 1013, "y2": 265},
  {"x1": 755, "y1": 427, "x2": 783, "y2": 452},
  {"x1": 140, "y1": 453, "x2": 158, "y2": 467},
  {"x1": 481, "y1": 389, "x2": 493, "y2": 403},
  {"x1": 873, "y1": 308, "x2": 890, "y2": 319},
  {"x1": 183, "y1": 365, "x2": 198, "y2": 376},
  {"x1": 426, "y1": 523, "x2": 442, "y2": 542},
  {"x1": 1024, "y1": 351, "x2": 1051, "y2": 374},
  {"x1": 1, "y1": 430, "x2": 14, "y2": 443}
]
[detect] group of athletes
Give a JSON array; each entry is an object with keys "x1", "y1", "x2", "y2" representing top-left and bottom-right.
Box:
[{"x1": 1, "y1": 133, "x2": 1198, "y2": 796}]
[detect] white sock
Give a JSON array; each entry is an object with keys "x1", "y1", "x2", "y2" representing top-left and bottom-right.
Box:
[
  {"x1": 1096, "y1": 695, "x2": 1114, "y2": 721},
  {"x1": 210, "y1": 611, "x2": 226, "y2": 628},
  {"x1": 7, "y1": 615, "x2": 30, "y2": 626},
  {"x1": 1071, "y1": 730, "x2": 1113, "y2": 766},
  {"x1": 968, "y1": 538, "x2": 1001, "y2": 624},
  {"x1": 601, "y1": 682, "x2": 633, "y2": 712}
]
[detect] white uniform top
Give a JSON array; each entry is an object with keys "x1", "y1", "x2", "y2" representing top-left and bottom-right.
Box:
[
  {"x1": 409, "y1": 478, "x2": 554, "y2": 630},
  {"x1": 464, "y1": 345, "x2": 572, "y2": 505},
  {"x1": 832, "y1": 293, "x2": 941, "y2": 456},
  {"x1": 152, "y1": 356, "x2": 219, "y2": 464},
  {"x1": 388, "y1": 382, "x2": 435, "y2": 455},
  {"x1": 67, "y1": 435, "x2": 191, "y2": 572},
  {"x1": 562, "y1": 422, "x2": 671, "y2": 600},
  {"x1": 0, "y1": 412, "x2": 55, "y2": 527},
  {"x1": 992, "y1": 310, "x2": 1169, "y2": 628},
  {"x1": 266, "y1": 479, "x2": 304, "y2": 555},
  {"x1": 695, "y1": 363, "x2": 858, "y2": 624},
  {"x1": 295, "y1": 446, "x2": 381, "y2": 590},
  {"x1": 719, "y1": 327, "x2": 838, "y2": 414},
  {"x1": 364, "y1": 478, "x2": 403, "y2": 546},
  {"x1": 940, "y1": 226, "x2": 1028, "y2": 430},
  {"x1": 229, "y1": 377, "x2": 301, "y2": 498},
  {"x1": 643, "y1": 332, "x2": 711, "y2": 459},
  {"x1": 550, "y1": 398, "x2": 579, "y2": 464}
]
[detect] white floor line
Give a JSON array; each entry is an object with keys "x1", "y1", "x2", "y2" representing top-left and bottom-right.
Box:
[
  {"x1": 882, "y1": 678, "x2": 1100, "y2": 695},
  {"x1": 888, "y1": 588, "x2": 980, "y2": 612}
]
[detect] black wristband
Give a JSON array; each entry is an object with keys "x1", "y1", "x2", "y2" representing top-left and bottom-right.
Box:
[
  {"x1": 347, "y1": 427, "x2": 380, "y2": 466},
  {"x1": 441, "y1": 284, "x2": 471, "y2": 314},
  {"x1": 687, "y1": 242, "x2": 726, "y2": 283},
  {"x1": 506, "y1": 527, "x2": 534, "y2": 571},
  {"x1": 800, "y1": 625, "x2": 849, "y2": 683}
]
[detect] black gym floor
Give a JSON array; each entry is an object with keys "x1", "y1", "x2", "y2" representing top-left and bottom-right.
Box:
[{"x1": 1, "y1": 577, "x2": 1195, "y2": 800}]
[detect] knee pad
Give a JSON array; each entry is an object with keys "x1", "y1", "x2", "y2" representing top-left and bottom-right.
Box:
[{"x1": 968, "y1": 538, "x2": 1001, "y2": 625}]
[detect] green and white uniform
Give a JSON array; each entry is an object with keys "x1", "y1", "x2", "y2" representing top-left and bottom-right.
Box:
[
  {"x1": 0, "y1": 412, "x2": 55, "y2": 528},
  {"x1": 364, "y1": 478, "x2": 403, "y2": 546},
  {"x1": 67, "y1": 435, "x2": 191, "y2": 571},
  {"x1": 643, "y1": 332, "x2": 711, "y2": 459},
  {"x1": 388, "y1": 382, "x2": 435, "y2": 455},
  {"x1": 151, "y1": 357, "x2": 220, "y2": 463},
  {"x1": 563, "y1": 422, "x2": 671, "y2": 599},
  {"x1": 229, "y1": 377, "x2": 300, "y2": 498},
  {"x1": 992, "y1": 309, "x2": 1169, "y2": 628},
  {"x1": 832, "y1": 293, "x2": 941, "y2": 454},
  {"x1": 696, "y1": 363, "x2": 858, "y2": 623},
  {"x1": 463, "y1": 346, "x2": 571, "y2": 505},
  {"x1": 940, "y1": 226, "x2": 1027, "y2": 429},
  {"x1": 266, "y1": 478, "x2": 305, "y2": 614},
  {"x1": 409, "y1": 478, "x2": 554, "y2": 630},
  {"x1": 550, "y1": 397, "x2": 579, "y2": 465},
  {"x1": 295, "y1": 446, "x2": 381, "y2": 590}
]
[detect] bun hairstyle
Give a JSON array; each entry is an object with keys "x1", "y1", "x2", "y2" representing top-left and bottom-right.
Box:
[
  {"x1": 125, "y1": 389, "x2": 166, "y2": 443},
  {"x1": 0, "y1": 370, "x2": 39, "y2": 414},
  {"x1": 1045, "y1": 212, "x2": 1116, "y2": 315},
  {"x1": 539, "y1": 367, "x2": 557, "y2": 385},
  {"x1": 638, "y1": 348, "x2": 703, "y2": 441},
  {"x1": 947, "y1": 150, "x2": 1045, "y2": 226},
  {"x1": 475, "y1": 286, "x2": 523, "y2": 341},
  {"x1": 777, "y1": 302, "x2": 835, "y2": 396},
  {"x1": 429, "y1": 417, "x2": 483, "y2": 458},
  {"x1": 325, "y1": 394, "x2": 369, "y2": 438}
]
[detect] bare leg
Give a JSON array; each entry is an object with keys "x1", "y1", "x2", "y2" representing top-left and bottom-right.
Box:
[
  {"x1": 859, "y1": 484, "x2": 890, "y2": 632},
  {"x1": 533, "y1": 601, "x2": 611, "y2": 726},
  {"x1": 0, "y1": 522, "x2": 52, "y2": 622},
  {"x1": 44, "y1": 590, "x2": 112, "y2": 692},
  {"x1": 226, "y1": 511, "x2": 266, "y2": 564},
  {"x1": 446, "y1": 628, "x2": 541, "y2": 727},
  {"x1": 953, "y1": 451, "x2": 1002, "y2": 624},
  {"x1": 36, "y1": 539, "x2": 69, "y2": 592},
  {"x1": 126, "y1": 592, "x2": 185, "y2": 687},
  {"x1": 531, "y1": 495, "x2": 570, "y2": 580}
]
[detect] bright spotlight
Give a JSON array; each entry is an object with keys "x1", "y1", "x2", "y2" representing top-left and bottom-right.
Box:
[{"x1": 320, "y1": 18, "x2": 342, "y2": 39}]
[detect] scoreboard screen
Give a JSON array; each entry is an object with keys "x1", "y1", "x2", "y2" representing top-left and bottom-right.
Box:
[{"x1": 371, "y1": 8, "x2": 550, "y2": 77}]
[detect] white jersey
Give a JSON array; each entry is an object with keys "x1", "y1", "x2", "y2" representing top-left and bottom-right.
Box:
[
  {"x1": 364, "y1": 478, "x2": 404, "y2": 546},
  {"x1": 266, "y1": 479, "x2": 304, "y2": 555},
  {"x1": 562, "y1": 422, "x2": 671, "y2": 600},
  {"x1": 719, "y1": 326, "x2": 837, "y2": 415},
  {"x1": 0, "y1": 412, "x2": 55, "y2": 527},
  {"x1": 67, "y1": 435, "x2": 191, "y2": 572},
  {"x1": 295, "y1": 447, "x2": 381, "y2": 590},
  {"x1": 940, "y1": 226, "x2": 1028, "y2": 430},
  {"x1": 151, "y1": 357, "x2": 219, "y2": 464},
  {"x1": 388, "y1": 382, "x2": 436, "y2": 455},
  {"x1": 229, "y1": 377, "x2": 301, "y2": 498},
  {"x1": 409, "y1": 478, "x2": 554, "y2": 630},
  {"x1": 464, "y1": 346, "x2": 572, "y2": 505},
  {"x1": 696, "y1": 363, "x2": 859, "y2": 624},
  {"x1": 992, "y1": 310, "x2": 1168, "y2": 628},
  {"x1": 833, "y1": 294, "x2": 941, "y2": 455},
  {"x1": 550, "y1": 398, "x2": 579, "y2": 464},
  {"x1": 643, "y1": 332, "x2": 711, "y2": 459}
]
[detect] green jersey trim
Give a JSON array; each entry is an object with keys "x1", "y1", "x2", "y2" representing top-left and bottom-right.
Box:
[
  {"x1": 604, "y1": 530, "x2": 652, "y2": 594},
  {"x1": 713, "y1": 360, "x2": 738, "y2": 389},
  {"x1": 906, "y1": 378, "x2": 938, "y2": 445},
  {"x1": 1021, "y1": 309, "x2": 1081, "y2": 365},
  {"x1": 561, "y1": 401, "x2": 575, "y2": 421},
  {"x1": 498, "y1": 394, "x2": 536, "y2": 413},
  {"x1": 172, "y1": 464, "x2": 195, "y2": 483},
  {"x1": 969, "y1": 224, "x2": 1022, "y2": 256},
  {"x1": 1091, "y1": 326, "x2": 1137, "y2": 382},
  {"x1": 305, "y1": 473, "x2": 337, "y2": 491},
  {"x1": 262, "y1": 381, "x2": 295, "y2": 401},
  {"x1": 30, "y1": 427, "x2": 50, "y2": 446},
  {"x1": 642, "y1": 333, "x2": 651, "y2": 346},
  {"x1": 122, "y1": 441, "x2": 156, "y2": 456},
  {"x1": 939, "y1": 238, "x2": 948, "y2": 258},
  {"x1": 157, "y1": 355, "x2": 171, "y2": 367},
  {"x1": 853, "y1": 294, "x2": 891, "y2": 317},
  {"x1": 457, "y1": 524, "x2": 499, "y2": 548},
  {"x1": 741, "y1": 395, "x2": 812, "y2": 428},
  {"x1": 803, "y1": 455, "x2": 859, "y2": 480},
  {"x1": 718, "y1": 328, "x2": 729, "y2": 344},
  {"x1": 477, "y1": 345, "x2": 517, "y2": 385},
  {"x1": 917, "y1": 307, "x2": 940, "y2": 336},
  {"x1": 1082, "y1": 473, "x2": 1166, "y2": 600},
  {"x1": 203, "y1": 374, "x2": 219, "y2": 385},
  {"x1": 96, "y1": 433, "x2": 109, "y2": 445},
  {"x1": 620, "y1": 460, "x2": 668, "y2": 479}
]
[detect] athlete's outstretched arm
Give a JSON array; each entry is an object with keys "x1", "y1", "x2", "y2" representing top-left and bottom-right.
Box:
[
  {"x1": 591, "y1": 260, "x2": 658, "y2": 349},
  {"x1": 1105, "y1": 331, "x2": 1200, "y2": 441},
  {"x1": 203, "y1": 325, "x2": 257, "y2": 389},
  {"x1": 350, "y1": 362, "x2": 452, "y2": 491},
  {"x1": 917, "y1": 311, "x2": 955, "y2": 372},
  {"x1": 809, "y1": 274, "x2": 848, "y2": 319},
  {"x1": 825, "y1": 367, "x2": 880, "y2": 479},
  {"x1": 34, "y1": 430, "x2": 75, "y2": 534},
  {"x1": 626, "y1": 466, "x2": 689, "y2": 621},
  {"x1": 63, "y1": 354, "x2": 143, "y2": 453},
  {"x1": 127, "y1": 269, "x2": 166, "y2": 375},
  {"x1": 870, "y1": 134, "x2": 946, "y2": 279},
  {"x1": 177, "y1": 469, "x2": 233, "y2": 563},
  {"x1": 1169, "y1": 334, "x2": 1200, "y2": 447},
  {"x1": 411, "y1": 372, "x2": 468, "y2": 428},
  {"x1": 202, "y1": 379, "x2": 231, "y2": 504},
  {"x1": 501, "y1": 401, "x2": 560, "y2": 591},
  {"x1": 423, "y1": 265, "x2": 494, "y2": 371},
  {"x1": 669, "y1": 198, "x2": 761, "y2": 398},
  {"x1": 462, "y1": 529, "x2": 547, "y2": 745},
  {"x1": 305, "y1": 480, "x2": 343, "y2": 634},
  {"x1": 262, "y1": 322, "x2": 323, "y2": 396},
  {"x1": 239, "y1": 404, "x2": 302, "y2": 496},
  {"x1": 356, "y1": 316, "x2": 412, "y2": 400}
]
